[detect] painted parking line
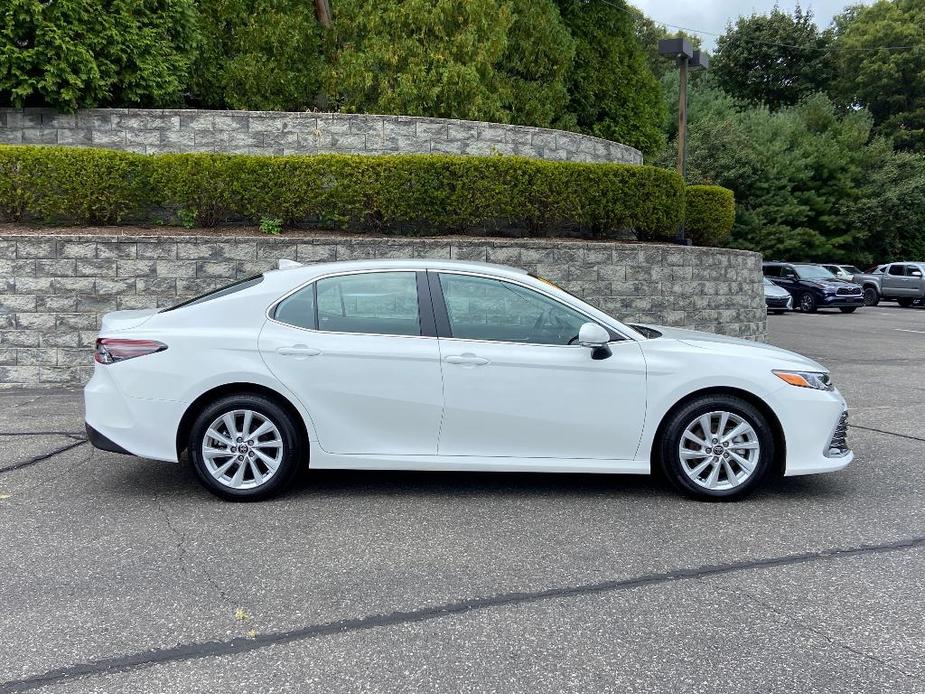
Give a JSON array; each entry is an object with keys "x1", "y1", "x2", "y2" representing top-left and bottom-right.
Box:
[{"x1": 893, "y1": 328, "x2": 925, "y2": 334}]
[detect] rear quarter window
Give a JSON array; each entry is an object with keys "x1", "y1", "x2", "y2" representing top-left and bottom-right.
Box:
[{"x1": 161, "y1": 275, "x2": 264, "y2": 312}]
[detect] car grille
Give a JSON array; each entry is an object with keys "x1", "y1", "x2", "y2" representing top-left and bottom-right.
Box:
[
  {"x1": 826, "y1": 411, "x2": 849, "y2": 457},
  {"x1": 837, "y1": 287, "x2": 861, "y2": 295},
  {"x1": 766, "y1": 296, "x2": 790, "y2": 307}
]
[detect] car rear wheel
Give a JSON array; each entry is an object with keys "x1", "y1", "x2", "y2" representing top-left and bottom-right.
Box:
[
  {"x1": 188, "y1": 394, "x2": 301, "y2": 501},
  {"x1": 799, "y1": 292, "x2": 817, "y2": 313},
  {"x1": 659, "y1": 395, "x2": 773, "y2": 501},
  {"x1": 897, "y1": 297, "x2": 915, "y2": 307},
  {"x1": 839, "y1": 307, "x2": 858, "y2": 313},
  {"x1": 863, "y1": 287, "x2": 879, "y2": 306}
]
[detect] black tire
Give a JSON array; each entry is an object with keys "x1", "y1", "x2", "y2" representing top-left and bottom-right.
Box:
[
  {"x1": 188, "y1": 393, "x2": 302, "y2": 501},
  {"x1": 770, "y1": 310, "x2": 786, "y2": 315},
  {"x1": 897, "y1": 297, "x2": 915, "y2": 308},
  {"x1": 839, "y1": 307, "x2": 858, "y2": 313},
  {"x1": 863, "y1": 287, "x2": 879, "y2": 306},
  {"x1": 799, "y1": 292, "x2": 818, "y2": 313},
  {"x1": 659, "y1": 395, "x2": 774, "y2": 502}
]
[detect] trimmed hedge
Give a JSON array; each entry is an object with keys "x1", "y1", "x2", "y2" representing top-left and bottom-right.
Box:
[
  {"x1": 0, "y1": 146, "x2": 689, "y2": 239},
  {"x1": 685, "y1": 185, "x2": 735, "y2": 246}
]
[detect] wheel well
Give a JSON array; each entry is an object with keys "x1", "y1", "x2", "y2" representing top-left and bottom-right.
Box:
[
  {"x1": 651, "y1": 387, "x2": 787, "y2": 476},
  {"x1": 175, "y1": 383, "x2": 309, "y2": 459}
]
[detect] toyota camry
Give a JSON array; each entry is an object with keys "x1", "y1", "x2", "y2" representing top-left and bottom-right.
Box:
[{"x1": 84, "y1": 259, "x2": 852, "y2": 501}]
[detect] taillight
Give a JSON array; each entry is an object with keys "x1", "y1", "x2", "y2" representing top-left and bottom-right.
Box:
[{"x1": 95, "y1": 338, "x2": 167, "y2": 364}]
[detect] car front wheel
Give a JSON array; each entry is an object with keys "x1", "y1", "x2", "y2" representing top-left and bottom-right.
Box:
[
  {"x1": 839, "y1": 307, "x2": 858, "y2": 313},
  {"x1": 897, "y1": 297, "x2": 915, "y2": 307},
  {"x1": 799, "y1": 292, "x2": 818, "y2": 313},
  {"x1": 863, "y1": 287, "x2": 879, "y2": 306},
  {"x1": 188, "y1": 394, "x2": 302, "y2": 501},
  {"x1": 659, "y1": 395, "x2": 774, "y2": 501}
]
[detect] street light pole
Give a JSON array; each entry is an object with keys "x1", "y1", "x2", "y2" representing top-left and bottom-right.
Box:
[{"x1": 658, "y1": 39, "x2": 709, "y2": 243}]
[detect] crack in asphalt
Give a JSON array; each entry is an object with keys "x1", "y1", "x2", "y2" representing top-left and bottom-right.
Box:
[
  {"x1": 851, "y1": 424, "x2": 925, "y2": 443},
  {"x1": 721, "y1": 584, "x2": 919, "y2": 681},
  {"x1": 2, "y1": 535, "x2": 922, "y2": 693},
  {"x1": 0, "y1": 439, "x2": 88, "y2": 475},
  {"x1": 0, "y1": 432, "x2": 85, "y2": 439}
]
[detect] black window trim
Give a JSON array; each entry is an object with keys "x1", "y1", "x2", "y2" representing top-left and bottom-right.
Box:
[
  {"x1": 268, "y1": 269, "x2": 438, "y2": 338},
  {"x1": 427, "y1": 269, "x2": 624, "y2": 345}
]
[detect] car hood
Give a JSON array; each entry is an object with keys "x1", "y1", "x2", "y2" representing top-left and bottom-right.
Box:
[
  {"x1": 801, "y1": 278, "x2": 856, "y2": 291},
  {"x1": 636, "y1": 324, "x2": 827, "y2": 371},
  {"x1": 100, "y1": 308, "x2": 159, "y2": 333}
]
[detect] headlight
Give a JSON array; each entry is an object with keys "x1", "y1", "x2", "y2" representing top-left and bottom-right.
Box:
[{"x1": 773, "y1": 370, "x2": 834, "y2": 391}]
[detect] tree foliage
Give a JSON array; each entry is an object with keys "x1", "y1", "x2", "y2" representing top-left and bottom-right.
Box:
[
  {"x1": 0, "y1": 0, "x2": 197, "y2": 111},
  {"x1": 712, "y1": 6, "x2": 834, "y2": 111},
  {"x1": 831, "y1": 0, "x2": 925, "y2": 153},
  {"x1": 557, "y1": 0, "x2": 666, "y2": 156},
  {"x1": 189, "y1": 0, "x2": 327, "y2": 111}
]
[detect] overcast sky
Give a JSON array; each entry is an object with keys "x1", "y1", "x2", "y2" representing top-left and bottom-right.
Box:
[{"x1": 631, "y1": 0, "x2": 873, "y2": 51}]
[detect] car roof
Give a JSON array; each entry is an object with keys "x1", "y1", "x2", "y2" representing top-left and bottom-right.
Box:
[{"x1": 267, "y1": 257, "x2": 530, "y2": 281}]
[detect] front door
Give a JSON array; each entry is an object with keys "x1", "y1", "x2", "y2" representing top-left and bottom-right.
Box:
[
  {"x1": 431, "y1": 271, "x2": 647, "y2": 460},
  {"x1": 259, "y1": 270, "x2": 444, "y2": 455}
]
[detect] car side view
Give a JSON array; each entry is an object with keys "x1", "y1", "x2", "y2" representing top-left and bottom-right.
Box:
[{"x1": 85, "y1": 260, "x2": 852, "y2": 502}]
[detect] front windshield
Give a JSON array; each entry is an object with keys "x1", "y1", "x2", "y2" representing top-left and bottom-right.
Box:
[
  {"x1": 794, "y1": 265, "x2": 836, "y2": 280},
  {"x1": 844, "y1": 266, "x2": 862, "y2": 275},
  {"x1": 763, "y1": 278, "x2": 777, "y2": 287}
]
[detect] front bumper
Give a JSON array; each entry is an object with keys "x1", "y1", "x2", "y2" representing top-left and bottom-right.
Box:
[
  {"x1": 821, "y1": 294, "x2": 864, "y2": 307},
  {"x1": 776, "y1": 387, "x2": 853, "y2": 476}
]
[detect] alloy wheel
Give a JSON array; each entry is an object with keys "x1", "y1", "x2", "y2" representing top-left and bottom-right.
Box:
[
  {"x1": 678, "y1": 411, "x2": 761, "y2": 491},
  {"x1": 201, "y1": 409, "x2": 284, "y2": 490}
]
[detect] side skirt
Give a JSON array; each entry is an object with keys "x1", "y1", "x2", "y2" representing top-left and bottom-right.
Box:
[{"x1": 308, "y1": 452, "x2": 649, "y2": 475}]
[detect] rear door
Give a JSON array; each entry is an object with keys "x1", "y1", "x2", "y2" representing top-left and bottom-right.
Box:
[
  {"x1": 431, "y1": 271, "x2": 646, "y2": 461},
  {"x1": 259, "y1": 270, "x2": 444, "y2": 455}
]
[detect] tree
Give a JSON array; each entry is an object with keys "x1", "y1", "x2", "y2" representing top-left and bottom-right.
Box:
[
  {"x1": 712, "y1": 6, "x2": 835, "y2": 111},
  {"x1": 664, "y1": 91, "x2": 889, "y2": 261},
  {"x1": 326, "y1": 0, "x2": 513, "y2": 122},
  {"x1": 188, "y1": 0, "x2": 328, "y2": 111},
  {"x1": 498, "y1": 0, "x2": 576, "y2": 129},
  {"x1": 0, "y1": 0, "x2": 197, "y2": 111},
  {"x1": 831, "y1": 0, "x2": 925, "y2": 153},
  {"x1": 850, "y1": 152, "x2": 925, "y2": 261},
  {"x1": 557, "y1": 0, "x2": 666, "y2": 156}
]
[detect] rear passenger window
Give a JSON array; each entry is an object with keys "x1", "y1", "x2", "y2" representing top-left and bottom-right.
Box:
[
  {"x1": 274, "y1": 285, "x2": 316, "y2": 330},
  {"x1": 315, "y1": 272, "x2": 420, "y2": 336}
]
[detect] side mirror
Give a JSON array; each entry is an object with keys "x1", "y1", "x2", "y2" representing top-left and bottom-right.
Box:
[
  {"x1": 578, "y1": 323, "x2": 612, "y2": 360},
  {"x1": 578, "y1": 322, "x2": 610, "y2": 347},
  {"x1": 911, "y1": 269, "x2": 923, "y2": 278}
]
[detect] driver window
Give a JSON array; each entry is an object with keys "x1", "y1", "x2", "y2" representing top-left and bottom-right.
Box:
[
  {"x1": 438, "y1": 273, "x2": 589, "y2": 345},
  {"x1": 888, "y1": 264, "x2": 905, "y2": 276}
]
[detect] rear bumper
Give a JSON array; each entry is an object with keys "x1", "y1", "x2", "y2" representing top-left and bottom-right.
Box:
[
  {"x1": 85, "y1": 423, "x2": 132, "y2": 455},
  {"x1": 84, "y1": 363, "x2": 183, "y2": 462}
]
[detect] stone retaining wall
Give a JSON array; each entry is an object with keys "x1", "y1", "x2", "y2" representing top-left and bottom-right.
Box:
[
  {"x1": 0, "y1": 234, "x2": 765, "y2": 388},
  {"x1": 0, "y1": 109, "x2": 642, "y2": 163}
]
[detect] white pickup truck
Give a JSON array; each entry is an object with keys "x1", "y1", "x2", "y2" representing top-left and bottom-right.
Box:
[{"x1": 856, "y1": 262, "x2": 925, "y2": 307}]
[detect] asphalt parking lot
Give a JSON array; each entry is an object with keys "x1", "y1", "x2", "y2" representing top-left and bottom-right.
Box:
[{"x1": 1, "y1": 304, "x2": 923, "y2": 693}]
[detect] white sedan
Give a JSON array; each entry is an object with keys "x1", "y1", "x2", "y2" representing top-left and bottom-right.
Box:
[{"x1": 84, "y1": 259, "x2": 852, "y2": 501}]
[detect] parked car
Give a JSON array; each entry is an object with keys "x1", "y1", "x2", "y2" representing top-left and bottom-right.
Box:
[
  {"x1": 763, "y1": 277, "x2": 792, "y2": 314},
  {"x1": 762, "y1": 262, "x2": 864, "y2": 313},
  {"x1": 821, "y1": 264, "x2": 864, "y2": 282},
  {"x1": 854, "y1": 265, "x2": 887, "y2": 305},
  {"x1": 853, "y1": 262, "x2": 925, "y2": 307},
  {"x1": 85, "y1": 259, "x2": 852, "y2": 502}
]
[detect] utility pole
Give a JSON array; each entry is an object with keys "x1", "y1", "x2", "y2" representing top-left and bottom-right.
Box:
[
  {"x1": 314, "y1": 0, "x2": 332, "y2": 27},
  {"x1": 658, "y1": 38, "x2": 709, "y2": 242}
]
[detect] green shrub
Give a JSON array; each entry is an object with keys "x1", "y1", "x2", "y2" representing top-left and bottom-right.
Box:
[
  {"x1": 685, "y1": 185, "x2": 735, "y2": 246},
  {"x1": 0, "y1": 145, "x2": 689, "y2": 239}
]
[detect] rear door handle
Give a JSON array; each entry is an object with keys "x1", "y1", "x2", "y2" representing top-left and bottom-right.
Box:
[
  {"x1": 444, "y1": 354, "x2": 489, "y2": 366},
  {"x1": 277, "y1": 345, "x2": 321, "y2": 358}
]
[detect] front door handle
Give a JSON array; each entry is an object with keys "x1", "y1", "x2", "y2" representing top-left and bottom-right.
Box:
[
  {"x1": 444, "y1": 354, "x2": 490, "y2": 366},
  {"x1": 277, "y1": 345, "x2": 321, "y2": 358}
]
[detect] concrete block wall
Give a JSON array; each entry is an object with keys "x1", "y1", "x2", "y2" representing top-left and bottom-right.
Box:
[
  {"x1": 0, "y1": 109, "x2": 643, "y2": 164},
  {"x1": 0, "y1": 234, "x2": 765, "y2": 387}
]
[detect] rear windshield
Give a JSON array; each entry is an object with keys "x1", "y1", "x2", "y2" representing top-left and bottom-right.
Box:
[{"x1": 161, "y1": 275, "x2": 264, "y2": 312}]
